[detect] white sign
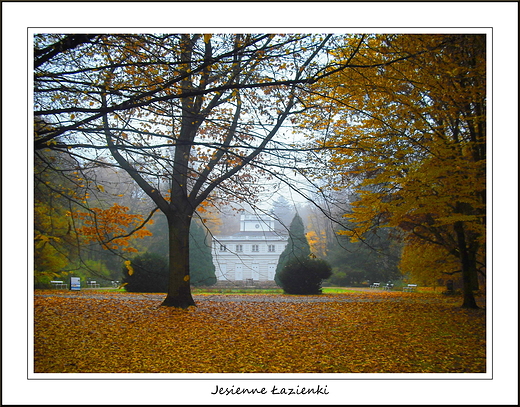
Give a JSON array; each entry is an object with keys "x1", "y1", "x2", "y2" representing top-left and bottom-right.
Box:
[{"x1": 70, "y1": 277, "x2": 81, "y2": 291}]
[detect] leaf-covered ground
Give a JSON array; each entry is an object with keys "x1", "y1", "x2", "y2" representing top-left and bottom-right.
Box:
[{"x1": 34, "y1": 289, "x2": 486, "y2": 373}]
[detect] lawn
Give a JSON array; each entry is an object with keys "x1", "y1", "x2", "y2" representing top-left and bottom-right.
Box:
[{"x1": 33, "y1": 289, "x2": 486, "y2": 373}]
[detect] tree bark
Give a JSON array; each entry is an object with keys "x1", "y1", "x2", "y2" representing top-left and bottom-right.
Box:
[
  {"x1": 161, "y1": 210, "x2": 196, "y2": 308},
  {"x1": 454, "y1": 221, "x2": 479, "y2": 309}
]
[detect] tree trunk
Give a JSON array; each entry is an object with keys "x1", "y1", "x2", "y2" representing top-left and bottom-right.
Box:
[
  {"x1": 161, "y1": 211, "x2": 196, "y2": 309},
  {"x1": 454, "y1": 221, "x2": 479, "y2": 309}
]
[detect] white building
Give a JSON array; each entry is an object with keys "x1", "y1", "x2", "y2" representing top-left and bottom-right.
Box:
[{"x1": 212, "y1": 212, "x2": 288, "y2": 284}]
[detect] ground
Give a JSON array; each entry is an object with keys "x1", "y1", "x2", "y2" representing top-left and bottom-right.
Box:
[{"x1": 33, "y1": 288, "x2": 486, "y2": 373}]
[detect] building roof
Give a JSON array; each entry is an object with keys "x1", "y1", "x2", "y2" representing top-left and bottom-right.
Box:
[{"x1": 214, "y1": 230, "x2": 288, "y2": 241}]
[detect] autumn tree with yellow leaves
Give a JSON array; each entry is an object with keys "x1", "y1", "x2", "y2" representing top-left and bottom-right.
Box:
[
  {"x1": 300, "y1": 34, "x2": 486, "y2": 308},
  {"x1": 34, "y1": 149, "x2": 77, "y2": 282},
  {"x1": 34, "y1": 139, "x2": 155, "y2": 285}
]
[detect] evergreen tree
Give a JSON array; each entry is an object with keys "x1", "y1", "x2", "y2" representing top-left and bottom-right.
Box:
[
  {"x1": 146, "y1": 215, "x2": 217, "y2": 286},
  {"x1": 189, "y1": 221, "x2": 217, "y2": 286},
  {"x1": 146, "y1": 213, "x2": 170, "y2": 258},
  {"x1": 326, "y1": 228, "x2": 402, "y2": 286},
  {"x1": 275, "y1": 213, "x2": 311, "y2": 285},
  {"x1": 271, "y1": 195, "x2": 294, "y2": 233}
]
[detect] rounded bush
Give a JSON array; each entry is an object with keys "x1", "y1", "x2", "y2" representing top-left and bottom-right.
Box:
[
  {"x1": 278, "y1": 257, "x2": 332, "y2": 295},
  {"x1": 122, "y1": 252, "x2": 169, "y2": 293}
]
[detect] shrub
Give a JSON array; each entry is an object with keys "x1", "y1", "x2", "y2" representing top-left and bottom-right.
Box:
[
  {"x1": 122, "y1": 252, "x2": 169, "y2": 293},
  {"x1": 278, "y1": 257, "x2": 332, "y2": 295}
]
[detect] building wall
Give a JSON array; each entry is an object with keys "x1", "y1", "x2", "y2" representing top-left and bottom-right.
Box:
[
  {"x1": 212, "y1": 214, "x2": 288, "y2": 282},
  {"x1": 212, "y1": 238, "x2": 287, "y2": 281},
  {"x1": 240, "y1": 214, "x2": 275, "y2": 232}
]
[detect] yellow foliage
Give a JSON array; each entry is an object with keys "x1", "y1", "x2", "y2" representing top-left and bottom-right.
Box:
[
  {"x1": 34, "y1": 200, "x2": 72, "y2": 278},
  {"x1": 399, "y1": 240, "x2": 459, "y2": 286},
  {"x1": 301, "y1": 34, "x2": 486, "y2": 282},
  {"x1": 306, "y1": 230, "x2": 327, "y2": 258},
  {"x1": 124, "y1": 260, "x2": 134, "y2": 276}
]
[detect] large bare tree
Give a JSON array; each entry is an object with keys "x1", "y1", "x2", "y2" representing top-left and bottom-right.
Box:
[
  {"x1": 35, "y1": 33, "x2": 430, "y2": 308},
  {"x1": 35, "y1": 34, "x2": 367, "y2": 307}
]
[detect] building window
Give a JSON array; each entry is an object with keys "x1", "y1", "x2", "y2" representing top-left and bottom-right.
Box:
[
  {"x1": 252, "y1": 244, "x2": 259, "y2": 252},
  {"x1": 268, "y1": 245, "x2": 275, "y2": 252},
  {"x1": 236, "y1": 244, "x2": 243, "y2": 252},
  {"x1": 219, "y1": 244, "x2": 227, "y2": 252}
]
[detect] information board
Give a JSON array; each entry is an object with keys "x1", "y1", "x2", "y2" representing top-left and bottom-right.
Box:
[{"x1": 70, "y1": 276, "x2": 81, "y2": 291}]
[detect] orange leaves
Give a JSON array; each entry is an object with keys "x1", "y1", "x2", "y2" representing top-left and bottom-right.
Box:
[
  {"x1": 72, "y1": 203, "x2": 153, "y2": 252},
  {"x1": 33, "y1": 290, "x2": 486, "y2": 373}
]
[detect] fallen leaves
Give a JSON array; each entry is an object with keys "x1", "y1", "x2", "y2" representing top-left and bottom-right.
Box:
[{"x1": 33, "y1": 290, "x2": 486, "y2": 373}]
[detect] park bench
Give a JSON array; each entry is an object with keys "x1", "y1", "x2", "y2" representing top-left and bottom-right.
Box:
[
  {"x1": 87, "y1": 280, "x2": 100, "y2": 288},
  {"x1": 50, "y1": 280, "x2": 67, "y2": 289},
  {"x1": 370, "y1": 282, "x2": 381, "y2": 289},
  {"x1": 403, "y1": 284, "x2": 417, "y2": 292}
]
